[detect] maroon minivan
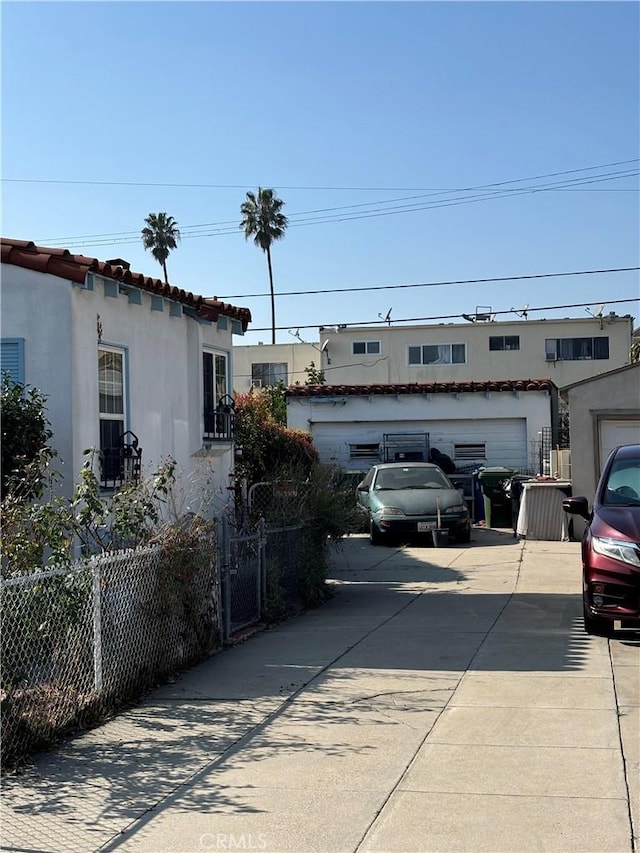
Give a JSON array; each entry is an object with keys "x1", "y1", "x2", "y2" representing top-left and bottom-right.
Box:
[{"x1": 563, "y1": 444, "x2": 640, "y2": 636}]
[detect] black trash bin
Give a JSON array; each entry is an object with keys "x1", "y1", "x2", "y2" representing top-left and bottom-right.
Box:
[
  {"x1": 478, "y1": 467, "x2": 518, "y2": 528},
  {"x1": 504, "y1": 474, "x2": 533, "y2": 536}
]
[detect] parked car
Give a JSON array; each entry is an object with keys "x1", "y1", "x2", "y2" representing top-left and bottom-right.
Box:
[
  {"x1": 563, "y1": 443, "x2": 640, "y2": 636},
  {"x1": 356, "y1": 462, "x2": 470, "y2": 545}
]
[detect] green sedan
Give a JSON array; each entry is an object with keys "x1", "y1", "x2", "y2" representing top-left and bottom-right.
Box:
[{"x1": 356, "y1": 462, "x2": 471, "y2": 546}]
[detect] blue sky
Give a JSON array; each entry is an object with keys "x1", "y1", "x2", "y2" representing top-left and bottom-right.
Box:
[{"x1": 2, "y1": 1, "x2": 639, "y2": 344}]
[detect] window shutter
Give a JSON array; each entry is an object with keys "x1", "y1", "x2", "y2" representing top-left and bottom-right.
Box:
[{"x1": 1, "y1": 338, "x2": 25, "y2": 385}]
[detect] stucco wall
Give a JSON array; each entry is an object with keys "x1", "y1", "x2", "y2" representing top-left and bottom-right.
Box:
[
  {"x1": 2, "y1": 264, "x2": 237, "y2": 509},
  {"x1": 1, "y1": 265, "x2": 75, "y2": 481},
  {"x1": 565, "y1": 364, "x2": 640, "y2": 504},
  {"x1": 233, "y1": 341, "x2": 318, "y2": 392}
]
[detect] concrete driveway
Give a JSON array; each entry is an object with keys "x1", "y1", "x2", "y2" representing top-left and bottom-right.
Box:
[{"x1": 1, "y1": 529, "x2": 638, "y2": 853}]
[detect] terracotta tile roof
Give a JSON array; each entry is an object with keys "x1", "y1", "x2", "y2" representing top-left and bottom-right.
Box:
[
  {"x1": 285, "y1": 379, "x2": 556, "y2": 397},
  {"x1": 1, "y1": 238, "x2": 252, "y2": 331}
]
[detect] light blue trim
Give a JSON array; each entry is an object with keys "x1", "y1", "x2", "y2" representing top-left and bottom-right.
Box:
[
  {"x1": 85, "y1": 273, "x2": 95, "y2": 291},
  {"x1": 127, "y1": 289, "x2": 142, "y2": 305},
  {"x1": 1, "y1": 338, "x2": 25, "y2": 384},
  {"x1": 151, "y1": 295, "x2": 164, "y2": 312},
  {"x1": 103, "y1": 280, "x2": 118, "y2": 299},
  {"x1": 231, "y1": 319, "x2": 244, "y2": 336},
  {"x1": 217, "y1": 316, "x2": 228, "y2": 331},
  {"x1": 169, "y1": 302, "x2": 182, "y2": 318}
]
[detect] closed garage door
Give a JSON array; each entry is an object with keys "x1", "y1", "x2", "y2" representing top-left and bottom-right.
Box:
[
  {"x1": 311, "y1": 418, "x2": 529, "y2": 471},
  {"x1": 599, "y1": 419, "x2": 640, "y2": 472}
]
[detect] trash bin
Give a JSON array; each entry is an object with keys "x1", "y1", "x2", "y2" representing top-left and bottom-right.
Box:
[
  {"x1": 478, "y1": 467, "x2": 518, "y2": 528},
  {"x1": 504, "y1": 474, "x2": 533, "y2": 535}
]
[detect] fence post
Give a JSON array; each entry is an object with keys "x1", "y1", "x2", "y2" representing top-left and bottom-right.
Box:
[
  {"x1": 258, "y1": 517, "x2": 267, "y2": 614},
  {"x1": 220, "y1": 515, "x2": 231, "y2": 642},
  {"x1": 92, "y1": 560, "x2": 103, "y2": 694}
]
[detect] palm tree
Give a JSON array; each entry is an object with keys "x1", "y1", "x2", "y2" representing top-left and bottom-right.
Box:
[
  {"x1": 240, "y1": 188, "x2": 288, "y2": 344},
  {"x1": 141, "y1": 212, "x2": 181, "y2": 284}
]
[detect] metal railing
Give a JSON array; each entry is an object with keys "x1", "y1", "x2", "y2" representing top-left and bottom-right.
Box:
[
  {"x1": 203, "y1": 395, "x2": 235, "y2": 442},
  {"x1": 100, "y1": 430, "x2": 143, "y2": 489}
]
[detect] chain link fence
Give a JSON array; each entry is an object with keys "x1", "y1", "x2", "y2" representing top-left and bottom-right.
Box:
[
  {"x1": 264, "y1": 524, "x2": 305, "y2": 615},
  {"x1": 247, "y1": 480, "x2": 305, "y2": 529},
  {"x1": 220, "y1": 518, "x2": 262, "y2": 638},
  {"x1": 1, "y1": 534, "x2": 220, "y2": 769},
  {"x1": 2, "y1": 484, "x2": 330, "y2": 769}
]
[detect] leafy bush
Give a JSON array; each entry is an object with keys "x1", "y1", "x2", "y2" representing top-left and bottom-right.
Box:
[
  {"x1": 1, "y1": 376, "x2": 54, "y2": 501},
  {"x1": 0, "y1": 450, "x2": 179, "y2": 578},
  {"x1": 234, "y1": 387, "x2": 317, "y2": 484},
  {"x1": 256, "y1": 463, "x2": 361, "y2": 609}
]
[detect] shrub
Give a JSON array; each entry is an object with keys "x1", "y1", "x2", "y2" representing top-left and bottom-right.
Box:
[
  {"x1": 234, "y1": 388, "x2": 317, "y2": 484},
  {"x1": 1, "y1": 376, "x2": 54, "y2": 501}
]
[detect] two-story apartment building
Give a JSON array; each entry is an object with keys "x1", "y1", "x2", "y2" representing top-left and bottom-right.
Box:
[
  {"x1": 316, "y1": 314, "x2": 634, "y2": 387},
  {"x1": 233, "y1": 315, "x2": 633, "y2": 391}
]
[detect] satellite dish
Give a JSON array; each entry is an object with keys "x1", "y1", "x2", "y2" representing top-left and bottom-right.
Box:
[{"x1": 586, "y1": 304, "x2": 605, "y2": 319}]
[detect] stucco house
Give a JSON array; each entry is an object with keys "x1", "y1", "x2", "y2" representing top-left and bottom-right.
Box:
[
  {"x1": 560, "y1": 362, "x2": 640, "y2": 534},
  {"x1": 1, "y1": 238, "x2": 251, "y2": 512},
  {"x1": 285, "y1": 378, "x2": 559, "y2": 476}
]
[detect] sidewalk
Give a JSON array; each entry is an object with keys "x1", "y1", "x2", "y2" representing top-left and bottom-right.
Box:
[{"x1": 1, "y1": 530, "x2": 638, "y2": 853}]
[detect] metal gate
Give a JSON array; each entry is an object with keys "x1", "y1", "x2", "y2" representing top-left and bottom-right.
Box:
[{"x1": 219, "y1": 516, "x2": 264, "y2": 641}]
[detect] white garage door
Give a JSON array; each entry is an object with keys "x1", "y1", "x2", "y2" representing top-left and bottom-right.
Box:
[
  {"x1": 599, "y1": 419, "x2": 640, "y2": 472},
  {"x1": 311, "y1": 418, "x2": 529, "y2": 471}
]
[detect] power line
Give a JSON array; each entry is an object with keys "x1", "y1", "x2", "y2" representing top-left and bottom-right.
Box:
[
  {"x1": 35, "y1": 179, "x2": 639, "y2": 247},
  {"x1": 6, "y1": 157, "x2": 639, "y2": 192},
  {"x1": 247, "y1": 297, "x2": 640, "y2": 334},
  {"x1": 34, "y1": 167, "x2": 639, "y2": 249},
  {"x1": 216, "y1": 266, "x2": 639, "y2": 300}
]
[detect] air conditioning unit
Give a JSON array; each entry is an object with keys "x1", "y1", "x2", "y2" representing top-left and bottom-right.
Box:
[{"x1": 545, "y1": 353, "x2": 557, "y2": 362}]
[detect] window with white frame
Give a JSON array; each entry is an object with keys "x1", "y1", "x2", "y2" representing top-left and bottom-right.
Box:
[
  {"x1": 408, "y1": 343, "x2": 466, "y2": 365},
  {"x1": 98, "y1": 346, "x2": 126, "y2": 482},
  {"x1": 544, "y1": 336, "x2": 609, "y2": 361},
  {"x1": 352, "y1": 341, "x2": 381, "y2": 355},
  {"x1": 251, "y1": 362, "x2": 288, "y2": 387}
]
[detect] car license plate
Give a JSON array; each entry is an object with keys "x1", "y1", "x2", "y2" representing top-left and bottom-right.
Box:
[{"x1": 417, "y1": 521, "x2": 437, "y2": 531}]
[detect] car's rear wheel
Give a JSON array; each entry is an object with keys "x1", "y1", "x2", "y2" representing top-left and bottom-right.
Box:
[
  {"x1": 454, "y1": 529, "x2": 471, "y2": 544},
  {"x1": 583, "y1": 601, "x2": 614, "y2": 637}
]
